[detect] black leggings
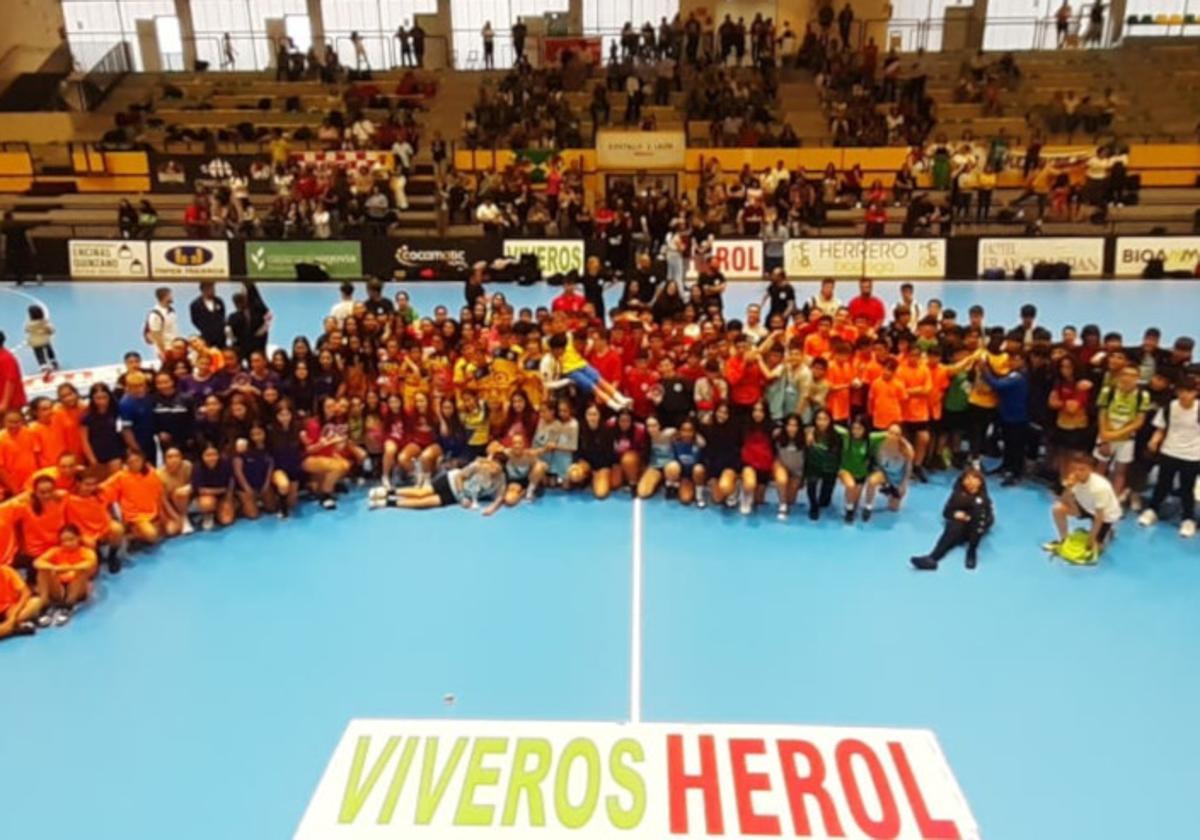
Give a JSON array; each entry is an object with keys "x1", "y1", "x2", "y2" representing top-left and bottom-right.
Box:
[
  {"x1": 34, "y1": 345, "x2": 57, "y2": 367},
  {"x1": 967, "y1": 405, "x2": 996, "y2": 459},
  {"x1": 806, "y1": 474, "x2": 836, "y2": 509},
  {"x1": 1149, "y1": 455, "x2": 1199, "y2": 522},
  {"x1": 929, "y1": 519, "x2": 984, "y2": 564}
]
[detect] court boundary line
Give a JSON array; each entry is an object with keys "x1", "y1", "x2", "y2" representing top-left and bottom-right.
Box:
[{"x1": 630, "y1": 498, "x2": 644, "y2": 724}]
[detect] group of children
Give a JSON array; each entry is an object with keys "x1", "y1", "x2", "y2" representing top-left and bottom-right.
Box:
[{"x1": 2, "y1": 272, "x2": 1199, "y2": 637}]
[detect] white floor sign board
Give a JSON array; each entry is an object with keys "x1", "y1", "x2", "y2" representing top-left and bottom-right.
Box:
[{"x1": 295, "y1": 718, "x2": 978, "y2": 840}]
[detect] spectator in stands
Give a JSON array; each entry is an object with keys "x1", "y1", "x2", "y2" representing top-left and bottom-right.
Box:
[
  {"x1": 351, "y1": 32, "x2": 369, "y2": 69},
  {"x1": 411, "y1": 22, "x2": 426, "y2": 67},
  {"x1": 837, "y1": 3, "x2": 855, "y2": 47},
  {"x1": 512, "y1": 20, "x2": 528, "y2": 62},
  {"x1": 482, "y1": 22, "x2": 495, "y2": 69}
]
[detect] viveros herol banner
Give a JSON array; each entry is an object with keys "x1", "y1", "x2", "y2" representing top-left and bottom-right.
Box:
[
  {"x1": 245, "y1": 241, "x2": 363, "y2": 279},
  {"x1": 503, "y1": 239, "x2": 585, "y2": 275},
  {"x1": 294, "y1": 718, "x2": 979, "y2": 840}
]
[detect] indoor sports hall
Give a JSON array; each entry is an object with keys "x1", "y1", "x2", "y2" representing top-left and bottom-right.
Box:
[{"x1": 3, "y1": 280, "x2": 1200, "y2": 840}]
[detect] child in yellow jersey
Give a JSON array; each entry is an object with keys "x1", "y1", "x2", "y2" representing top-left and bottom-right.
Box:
[
  {"x1": 966, "y1": 330, "x2": 1010, "y2": 463},
  {"x1": 542, "y1": 332, "x2": 632, "y2": 412}
]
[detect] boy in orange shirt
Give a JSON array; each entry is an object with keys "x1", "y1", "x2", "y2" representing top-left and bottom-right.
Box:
[
  {"x1": 14, "y1": 475, "x2": 67, "y2": 564},
  {"x1": 27, "y1": 397, "x2": 65, "y2": 469},
  {"x1": 50, "y1": 383, "x2": 86, "y2": 460},
  {"x1": 896, "y1": 345, "x2": 934, "y2": 480},
  {"x1": 33, "y1": 524, "x2": 97, "y2": 627},
  {"x1": 67, "y1": 469, "x2": 126, "y2": 573},
  {"x1": 0, "y1": 562, "x2": 42, "y2": 639},
  {"x1": 868, "y1": 358, "x2": 908, "y2": 430},
  {"x1": 826, "y1": 341, "x2": 856, "y2": 424},
  {"x1": 803, "y1": 315, "x2": 834, "y2": 360}
]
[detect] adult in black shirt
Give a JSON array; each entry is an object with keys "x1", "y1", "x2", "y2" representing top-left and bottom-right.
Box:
[
  {"x1": 465, "y1": 265, "x2": 487, "y2": 310},
  {"x1": 152, "y1": 371, "x2": 195, "y2": 456},
  {"x1": 363, "y1": 278, "x2": 395, "y2": 317},
  {"x1": 227, "y1": 282, "x2": 270, "y2": 360},
  {"x1": 581, "y1": 256, "x2": 612, "y2": 323},
  {"x1": 696, "y1": 258, "x2": 727, "y2": 313},
  {"x1": 411, "y1": 23, "x2": 426, "y2": 67},
  {"x1": 761, "y1": 269, "x2": 796, "y2": 324},
  {"x1": 512, "y1": 21, "x2": 527, "y2": 61},
  {"x1": 2, "y1": 210, "x2": 34, "y2": 286},
  {"x1": 629, "y1": 251, "x2": 661, "y2": 306},
  {"x1": 656, "y1": 360, "x2": 694, "y2": 428},
  {"x1": 189, "y1": 281, "x2": 227, "y2": 348}
]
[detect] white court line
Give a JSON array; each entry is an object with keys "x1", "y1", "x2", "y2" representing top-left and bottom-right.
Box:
[{"x1": 629, "y1": 498, "x2": 644, "y2": 724}]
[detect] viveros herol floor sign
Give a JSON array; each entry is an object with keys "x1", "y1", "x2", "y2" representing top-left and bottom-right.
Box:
[{"x1": 295, "y1": 719, "x2": 979, "y2": 839}]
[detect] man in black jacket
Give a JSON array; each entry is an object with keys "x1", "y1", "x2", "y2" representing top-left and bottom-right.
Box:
[{"x1": 189, "y1": 281, "x2": 227, "y2": 348}]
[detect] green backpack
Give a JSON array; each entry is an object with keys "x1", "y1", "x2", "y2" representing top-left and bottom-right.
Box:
[{"x1": 1057, "y1": 529, "x2": 1099, "y2": 565}]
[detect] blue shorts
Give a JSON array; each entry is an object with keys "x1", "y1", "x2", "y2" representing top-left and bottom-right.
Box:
[{"x1": 567, "y1": 365, "x2": 603, "y2": 391}]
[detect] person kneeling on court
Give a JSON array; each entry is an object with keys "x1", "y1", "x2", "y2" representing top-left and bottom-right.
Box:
[
  {"x1": 1043, "y1": 453, "x2": 1122, "y2": 560},
  {"x1": 0, "y1": 562, "x2": 44, "y2": 639},
  {"x1": 367, "y1": 457, "x2": 506, "y2": 516},
  {"x1": 911, "y1": 468, "x2": 994, "y2": 571},
  {"x1": 33, "y1": 524, "x2": 97, "y2": 627}
]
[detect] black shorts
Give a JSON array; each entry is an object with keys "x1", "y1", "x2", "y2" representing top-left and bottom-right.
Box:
[
  {"x1": 1054, "y1": 427, "x2": 1094, "y2": 453},
  {"x1": 506, "y1": 473, "x2": 530, "y2": 488},
  {"x1": 1077, "y1": 510, "x2": 1114, "y2": 542},
  {"x1": 903, "y1": 420, "x2": 931, "y2": 435},
  {"x1": 432, "y1": 473, "x2": 457, "y2": 506},
  {"x1": 942, "y1": 411, "x2": 970, "y2": 433}
]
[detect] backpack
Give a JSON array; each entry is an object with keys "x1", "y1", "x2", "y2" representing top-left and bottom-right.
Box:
[{"x1": 1056, "y1": 529, "x2": 1099, "y2": 565}]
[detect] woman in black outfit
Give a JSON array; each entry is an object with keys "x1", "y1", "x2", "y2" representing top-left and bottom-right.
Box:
[{"x1": 911, "y1": 469, "x2": 994, "y2": 571}]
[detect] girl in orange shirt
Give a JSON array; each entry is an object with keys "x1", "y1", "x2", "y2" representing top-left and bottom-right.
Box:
[
  {"x1": 825, "y1": 342, "x2": 856, "y2": 423},
  {"x1": 0, "y1": 410, "x2": 39, "y2": 496},
  {"x1": 33, "y1": 524, "x2": 97, "y2": 626},
  {"x1": 103, "y1": 450, "x2": 171, "y2": 545},
  {"x1": 896, "y1": 347, "x2": 934, "y2": 479},
  {"x1": 15, "y1": 475, "x2": 66, "y2": 562},
  {"x1": 867, "y1": 359, "x2": 908, "y2": 431},
  {"x1": 51, "y1": 383, "x2": 86, "y2": 460},
  {"x1": 27, "y1": 397, "x2": 66, "y2": 468}
]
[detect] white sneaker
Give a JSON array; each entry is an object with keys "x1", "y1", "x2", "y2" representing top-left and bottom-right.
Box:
[
  {"x1": 777, "y1": 503, "x2": 788, "y2": 521},
  {"x1": 180, "y1": 519, "x2": 195, "y2": 536},
  {"x1": 739, "y1": 493, "x2": 753, "y2": 516},
  {"x1": 380, "y1": 474, "x2": 392, "y2": 490},
  {"x1": 368, "y1": 486, "x2": 387, "y2": 501},
  {"x1": 1137, "y1": 509, "x2": 1158, "y2": 527},
  {"x1": 1180, "y1": 520, "x2": 1197, "y2": 539},
  {"x1": 202, "y1": 514, "x2": 215, "y2": 531}
]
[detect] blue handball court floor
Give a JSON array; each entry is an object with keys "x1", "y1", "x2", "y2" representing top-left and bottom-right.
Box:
[{"x1": 1, "y1": 280, "x2": 1199, "y2": 840}]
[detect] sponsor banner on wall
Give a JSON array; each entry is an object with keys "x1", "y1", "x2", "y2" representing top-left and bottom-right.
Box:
[
  {"x1": 1114, "y1": 236, "x2": 1200, "y2": 276},
  {"x1": 295, "y1": 718, "x2": 979, "y2": 840},
  {"x1": 68, "y1": 239, "x2": 149, "y2": 278},
  {"x1": 503, "y1": 239, "x2": 585, "y2": 275},
  {"x1": 686, "y1": 239, "x2": 765, "y2": 279},
  {"x1": 150, "y1": 240, "x2": 230, "y2": 278},
  {"x1": 245, "y1": 241, "x2": 363, "y2": 279},
  {"x1": 977, "y1": 237, "x2": 1105, "y2": 277},
  {"x1": 595, "y1": 129, "x2": 687, "y2": 170},
  {"x1": 784, "y1": 239, "x2": 945, "y2": 278}
]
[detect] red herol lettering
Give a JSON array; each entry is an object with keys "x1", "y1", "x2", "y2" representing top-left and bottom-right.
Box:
[
  {"x1": 835, "y1": 739, "x2": 900, "y2": 840},
  {"x1": 887, "y1": 743, "x2": 960, "y2": 839},
  {"x1": 729, "y1": 739, "x2": 781, "y2": 836},
  {"x1": 777, "y1": 739, "x2": 845, "y2": 837},
  {"x1": 667, "y1": 734, "x2": 725, "y2": 835}
]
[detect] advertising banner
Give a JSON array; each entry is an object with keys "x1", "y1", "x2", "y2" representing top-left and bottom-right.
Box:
[
  {"x1": 150, "y1": 240, "x2": 230, "y2": 278},
  {"x1": 595, "y1": 129, "x2": 687, "y2": 170},
  {"x1": 976, "y1": 237, "x2": 1105, "y2": 277},
  {"x1": 295, "y1": 718, "x2": 979, "y2": 840},
  {"x1": 503, "y1": 239, "x2": 585, "y2": 275},
  {"x1": 245, "y1": 241, "x2": 363, "y2": 279},
  {"x1": 687, "y1": 239, "x2": 764, "y2": 279},
  {"x1": 784, "y1": 239, "x2": 945, "y2": 278},
  {"x1": 1114, "y1": 236, "x2": 1200, "y2": 277},
  {"x1": 68, "y1": 239, "x2": 148, "y2": 279}
]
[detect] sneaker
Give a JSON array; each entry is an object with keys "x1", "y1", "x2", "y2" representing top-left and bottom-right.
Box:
[
  {"x1": 1137, "y1": 509, "x2": 1158, "y2": 527},
  {"x1": 695, "y1": 496, "x2": 707, "y2": 510},
  {"x1": 913, "y1": 465, "x2": 928, "y2": 483},
  {"x1": 36, "y1": 612, "x2": 53, "y2": 628},
  {"x1": 664, "y1": 484, "x2": 678, "y2": 500},
  {"x1": 910, "y1": 555, "x2": 938, "y2": 571},
  {"x1": 808, "y1": 507, "x2": 820, "y2": 521},
  {"x1": 368, "y1": 486, "x2": 389, "y2": 502},
  {"x1": 843, "y1": 509, "x2": 856, "y2": 524},
  {"x1": 1180, "y1": 519, "x2": 1197, "y2": 539},
  {"x1": 201, "y1": 514, "x2": 215, "y2": 532},
  {"x1": 1041, "y1": 540, "x2": 1062, "y2": 553},
  {"x1": 861, "y1": 508, "x2": 873, "y2": 523},
  {"x1": 181, "y1": 519, "x2": 195, "y2": 536},
  {"x1": 13, "y1": 621, "x2": 36, "y2": 637},
  {"x1": 777, "y1": 503, "x2": 788, "y2": 522},
  {"x1": 52, "y1": 607, "x2": 71, "y2": 627},
  {"x1": 1129, "y1": 494, "x2": 1144, "y2": 513},
  {"x1": 739, "y1": 494, "x2": 753, "y2": 515},
  {"x1": 725, "y1": 493, "x2": 738, "y2": 509},
  {"x1": 107, "y1": 553, "x2": 122, "y2": 575},
  {"x1": 368, "y1": 496, "x2": 386, "y2": 510},
  {"x1": 321, "y1": 496, "x2": 338, "y2": 510},
  {"x1": 1001, "y1": 474, "x2": 1019, "y2": 487},
  {"x1": 965, "y1": 552, "x2": 978, "y2": 570},
  {"x1": 380, "y1": 474, "x2": 392, "y2": 490}
]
